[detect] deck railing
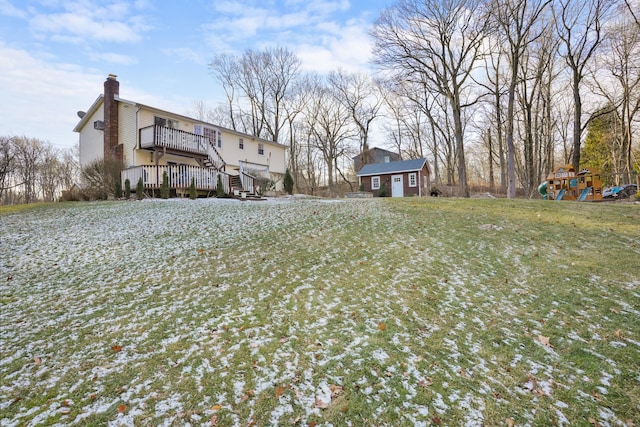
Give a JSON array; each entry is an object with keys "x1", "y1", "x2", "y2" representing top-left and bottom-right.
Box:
[
  {"x1": 139, "y1": 125, "x2": 226, "y2": 172},
  {"x1": 140, "y1": 126, "x2": 208, "y2": 155},
  {"x1": 121, "y1": 165, "x2": 230, "y2": 193}
]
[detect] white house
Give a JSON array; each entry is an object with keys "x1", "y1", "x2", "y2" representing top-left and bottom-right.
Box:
[{"x1": 74, "y1": 74, "x2": 287, "y2": 195}]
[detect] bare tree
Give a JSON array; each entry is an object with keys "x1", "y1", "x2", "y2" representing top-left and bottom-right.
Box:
[
  {"x1": 372, "y1": 0, "x2": 489, "y2": 197},
  {"x1": 555, "y1": 0, "x2": 610, "y2": 171},
  {"x1": 593, "y1": 12, "x2": 640, "y2": 183},
  {"x1": 492, "y1": 0, "x2": 552, "y2": 198},
  {"x1": 479, "y1": 39, "x2": 509, "y2": 193},
  {"x1": 210, "y1": 47, "x2": 301, "y2": 144},
  {"x1": 623, "y1": 0, "x2": 639, "y2": 28},
  {"x1": 282, "y1": 74, "x2": 314, "y2": 192},
  {"x1": 328, "y1": 69, "x2": 383, "y2": 165},
  {"x1": 13, "y1": 136, "x2": 46, "y2": 203},
  {"x1": 38, "y1": 145, "x2": 63, "y2": 202},
  {"x1": 305, "y1": 76, "x2": 356, "y2": 193},
  {"x1": 209, "y1": 53, "x2": 241, "y2": 131},
  {"x1": 517, "y1": 23, "x2": 559, "y2": 196},
  {"x1": 0, "y1": 136, "x2": 19, "y2": 202}
]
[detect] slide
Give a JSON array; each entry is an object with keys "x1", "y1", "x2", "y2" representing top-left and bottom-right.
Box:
[
  {"x1": 556, "y1": 189, "x2": 566, "y2": 200},
  {"x1": 538, "y1": 182, "x2": 548, "y2": 200},
  {"x1": 578, "y1": 187, "x2": 592, "y2": 201}
]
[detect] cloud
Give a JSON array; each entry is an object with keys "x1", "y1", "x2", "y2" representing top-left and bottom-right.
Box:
[
  {"x1": 0, "y1": 0, "x2": 25, "y2": 18},
  {"x1": 90, "y1": 52, "x2": 138, "y2": 65},
  {"x1": 201, "y1": 0, "x2": 375, "y2": 73},
  {"x1": 0, "y1": 42, "x2": 104, "y2": 148},
  {"x1": 161, "y1": 47, "x2": 209, "y2": 65},
  {"x1": 28, "y1": 1, "x2": 153, "y2": 44}
]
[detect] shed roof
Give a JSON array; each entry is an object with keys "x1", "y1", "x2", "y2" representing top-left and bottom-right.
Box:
[{"x1": 357, "y1": 158, "x2": 427, "y2": 176}]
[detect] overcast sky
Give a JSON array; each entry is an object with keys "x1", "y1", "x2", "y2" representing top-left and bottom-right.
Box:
[{"x1": 0, "y1": 0, "x2": 391, "y2": 150}]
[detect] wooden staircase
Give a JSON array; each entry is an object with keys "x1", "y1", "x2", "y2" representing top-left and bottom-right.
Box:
[
  {"x1": 230, "y1": 174, "x2": 263, "y2": 200},
  {"x1": 230, "y1": 175, "x2": 242, "y2": 192}
]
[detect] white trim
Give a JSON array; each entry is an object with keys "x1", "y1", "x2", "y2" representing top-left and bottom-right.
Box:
[
  {"x1": 408, "y1": 172, "x2": 417, "y2": 187},
  {"x1": 391, "y1": 174, "x2": 404, "y2": 197},
  {"x1": 371, "y1": 176, "x2": 380, "y2": 190}
]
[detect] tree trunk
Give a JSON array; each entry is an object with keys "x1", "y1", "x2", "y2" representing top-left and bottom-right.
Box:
[{"x1": 571, "y1": 74, "x2": 582, "y2": 171}]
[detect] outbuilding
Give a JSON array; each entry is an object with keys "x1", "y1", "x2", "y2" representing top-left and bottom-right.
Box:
[{"x1": 357, "y1": 158, "x2": 430, "y2": 197}]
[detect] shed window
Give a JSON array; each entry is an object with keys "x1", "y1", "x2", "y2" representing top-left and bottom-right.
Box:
[
  {"x1": 409, "y1": 173, "x2": 417, "y2": 187},
  {"x1": 371, "y1": 176, "x2": 380, "y2": 190},
  {"x1": 239, "y1": 138, "x2": 244, "y2": 150},
  {"x1": 258, "y1": 143, "x2": 264, "y2": 155}
]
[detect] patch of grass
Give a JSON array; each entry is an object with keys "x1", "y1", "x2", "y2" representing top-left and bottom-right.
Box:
[{"x1": 1, "y1": 198, "x2": 638, "y2": 426}]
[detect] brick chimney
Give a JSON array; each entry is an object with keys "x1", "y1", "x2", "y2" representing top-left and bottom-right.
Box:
[{"x1": 103, "y1": 74, "x2": 122, "y2": 163}]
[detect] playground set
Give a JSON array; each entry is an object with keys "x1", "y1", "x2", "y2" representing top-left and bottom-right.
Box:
[{"x1": 538, "y1": 164, "x2": 603, "y2": 201}]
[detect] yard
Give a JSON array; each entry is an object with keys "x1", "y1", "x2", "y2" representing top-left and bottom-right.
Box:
[{"x1": 1, "y1": 197, "x2": 638, "y2": 426}]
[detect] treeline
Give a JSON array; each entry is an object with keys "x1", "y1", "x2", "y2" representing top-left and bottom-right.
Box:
[
  {"x1": 0, "y1": 136, "x2": 79, "y2": 205},
  {"x1": 204, "y1": 0, "x2": 639, "y2": 197}
]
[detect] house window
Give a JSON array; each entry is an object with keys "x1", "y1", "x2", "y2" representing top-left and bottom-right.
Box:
[
  {"x1": 409, "y1": 173, "x2": 417, "y2": 187},
  {"x1": 258, "y1": 143, "x2": 264, "y2": 155},
  {"x1": 194, "y1": 125, "x2": 203, "y2": 135},
  {"x1": 203, "y1": 127, "x2": 216, "y2": 141},
  {"x1": 239, "y1": 138, "x2": 244, "y2": 150},
  {"x1": 203, "y1": 127, "x2": 221, "y2": 148},
  {"x1": 167, "y1": 119, "x2": 178, "y2": 129},
  {"x1": 371, "y1": 176, "x2": 380, "y2": 190},
  {"x1": 154, "y1": 116, "x2": 167, "y2": 127}
]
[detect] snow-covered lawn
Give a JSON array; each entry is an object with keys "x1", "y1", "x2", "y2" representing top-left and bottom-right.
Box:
[{"x1": 1, "y1": 197, "x2": 638, "y2": 426}]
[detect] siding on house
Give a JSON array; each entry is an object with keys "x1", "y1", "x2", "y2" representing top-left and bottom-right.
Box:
[
  {"x1": 119, "y1": 102, "x2": 137, "y2": 167},
  {"x1": 75, "y1": 75, "x2": 288, "y2": 192},
  {"x1": 78, "y1": 102, "x2": 105, "y2": 167},
  {"x1": 357, "y1": 158, "x2": 430, "y2": 197}
]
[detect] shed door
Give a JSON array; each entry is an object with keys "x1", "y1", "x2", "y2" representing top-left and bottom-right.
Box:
[{"x1": 391, "y1": 174, "x2": 404, "y2": 197}]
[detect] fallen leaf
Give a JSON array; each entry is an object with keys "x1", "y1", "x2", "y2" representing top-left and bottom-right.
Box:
[
  {"x1": 614, "y1": 329, "x2": 622, "y2": 339},
  {"x1": 418, "y1": 377, "x2": 433, "y2": 388},
  {"x1": 506, "y1": 418, "x2": 515, "y2": 427},
  {"x1": 111, "y1": 345, "x2": 122, "y2": 352},
  {"x1": 308, "y1": 422, "x2": 317, "y2": 427},
  {"x1": 292, "y1": 416, "x2": 301, "y2": 424},
  {"x1": 378, "y1": 322, "x2": 386, "y2": 331},
  {"x1": 458, "y1": 368, "x2": 467, "y2": 378},
  {"x1": 210, "y1": 415, "x2": 218, "y2": 426},
  {"x1": 210, "y1": 404, "x2": 222, "y2": 411},
  {"x1": 431, "y1": 416, "x2": 442, "y2": 425},
  {"x1": 537, "y1": 335, "x2": 552, "y2": 347},
  {"x1": 117, "y1": 404, "x2": 126, "y2": 413},
  {"x1": 610, "y1": 307, "x2": 620, "y2": 314},
  {"x1": 276, "y1": 385, "x2": 285, "y2": 399},
  {"x1": 34, "y1": 356, "x2": 42, "y2": 365},
  {"x1": 588, "y1": 418, "x2": 602, "y2": 427},
  {"x1": 315, "y1": 398, "x2": 329, "y2": 409},
  {"x1": 330, "y1": 384, "x2": 344, "y2": 398}
]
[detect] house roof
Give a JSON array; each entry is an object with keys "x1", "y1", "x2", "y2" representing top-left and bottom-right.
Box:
[
  {"x1": 357, "y1": 158, "x2": 428, "y2": 176},
  {"x1": 73, "y1": 94, "x2": 286, "y2": 148},
  {"x1": 351, "y1": 147, "x2": 398, "y2": 161}
]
